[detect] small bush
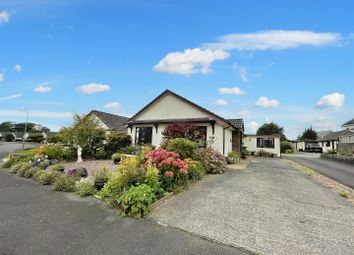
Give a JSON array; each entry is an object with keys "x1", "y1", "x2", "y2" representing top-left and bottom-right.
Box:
[
  {"x1": 5, "y1": 133, "x2": 15, "y2": 142},
  {"x1": 112, "y1": 153, "x2": 122, "y2": 164},
  {"x1": 184, "y1": 158, "x2": 205, "y2": 181},
  {"x1": 196, "y1": 147, "x2": 226, "y2": 174},
  {"x1": 145, "y1": 163, "x2": 165, "y2": 198},
  {"x1": 120, "y1": 145, "x2": 141, "y2": 155},
  {"x1": 94, "y1": 166, "x2": 110, "y2": 182},
  {"x1": 37, "y1": 171, "x2": 61, "y2": 185},
  {"x1": 46, "y1": 134, "x2": 61, "y2": 144},
  {"x1": 10, "y1": 162, "x2": 27, "y2": 174},
  {"x1": 38, "y1": 160, "x2": 50, "y2": 170},
  {"x1": 53, "y1": 175, "x2": 76, "y2": 192},
  {"x1": 105, "y1": 132, "x2": 132, "y2": 155},
  {"x1": 28, "y1": 133, "x2": 45, "y2": 143},
  {"x1": 4, "y1": 150, "x2": 35, "y2": 168},
  {"x1": 99, "y1": 157, "x2": 145, "y2": 206},
  {"x1": 33, "y1": 170, "x2": 46, "y2": 181},
  {"x1": 117, "y1": 184, "x2": 156, "y2": 219},
  {"x1": 33, "y1": 145, "x2": 75, "y2": 161},
  {"x1": 67, "y1": 167, "x2": 88, "y2": 179},
  {"x1": 24, "y1": 167, "x2": 41, "y2": 178},
  {"x1": 51, "y1": 163, "x2": 65, "y2": 172},
  {"x1": 227, "y1": 151, "x2": 240, "y2": 164},
  {"x1": 161, "y1": 138, "x2": 197, "y2": 159},
  {"x1": 256, "y1": 150, "x2": 276, "y2": 157},
  {"x1": 75, "y1": 182, "x2": 96, "y2": 197},
  {"x1": 281, "y1": 141, "x2": 294, "y2": 154},
  {"x1": 17, "y1": 163, "x2": 32, "y2": 177},
  {"x1": 339, "y1": 192, "x2": 348, "y2": 198}
]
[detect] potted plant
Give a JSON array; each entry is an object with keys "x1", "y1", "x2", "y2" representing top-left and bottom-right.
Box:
[
  {"x1": 112, "y1": 153, "x2": 122, "y2": 164},
  {"x1": 94, "y1": 167, "x2": 110, "y2": 190}
]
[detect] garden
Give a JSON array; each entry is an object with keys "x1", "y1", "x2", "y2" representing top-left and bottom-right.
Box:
[{"x1": 2, "y1": 117, "x2": 232, "y2": 219}]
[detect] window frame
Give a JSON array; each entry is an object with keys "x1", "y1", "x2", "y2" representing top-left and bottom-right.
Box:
[{"x1": 135, "y1": 126, "x2": 153, "y2": 145}]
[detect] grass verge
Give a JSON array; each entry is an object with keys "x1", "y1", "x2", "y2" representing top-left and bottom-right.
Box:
[{"x1": 287, "y1": 159, "x2": 354, "y2": 206}]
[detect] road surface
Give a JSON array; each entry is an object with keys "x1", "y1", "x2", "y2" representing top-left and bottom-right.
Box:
[{"x1": 286, "y1": 152, "x2": 354, "y2": 189}]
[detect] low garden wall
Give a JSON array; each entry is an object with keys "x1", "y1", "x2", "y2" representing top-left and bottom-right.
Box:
[{"x1": 321, "y1": 153, "x2": 354, "y2": 165}]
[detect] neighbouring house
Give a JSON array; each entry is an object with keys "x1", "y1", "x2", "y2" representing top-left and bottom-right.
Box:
[
  {"x1": 318, "y1": 130, "x2": 347, "y2": 153},
  {"x1": 126, "y1": 90, "x2": 244, "y2": 156},
  {"x1": 87, "y1": 110, "x2": 129, "y2": 132},
  {"x1": 342, "y1": 118, "x2": 354, "y2": 131},
  {"x1": 243, "y1": 134, "x2": 281, "y2": 157},
  {"x1": 337, "y1": 118, "x2": 354, "y2": 155}
]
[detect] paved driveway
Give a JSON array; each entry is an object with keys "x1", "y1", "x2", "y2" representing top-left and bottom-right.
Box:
[
  {"x1": 150, "y1": 158, "x2": 354, "y2": 255},
  {"x1": 286, "y1": 152, "x2": 354, "y2": 189}
]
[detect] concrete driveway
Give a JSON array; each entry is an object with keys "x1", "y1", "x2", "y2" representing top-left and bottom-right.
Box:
[
  {"x1": 150, "y1": 158, "x2": 354, "y2": 255},
  {"x1": 286, "y1": 152, "x2": 354, "y2": 189}
]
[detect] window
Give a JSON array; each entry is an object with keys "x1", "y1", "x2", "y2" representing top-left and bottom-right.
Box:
[
  {"x1": 135, "y1": 127, "x2": 152, "y2": 145},
  {"x1": 257, "y1": 138, "x2": 274, "y2": 148},
  {"x1": 325, "y1": 141, "x2": 330, "y2": 147},
  {"x1": 196, "y1": 126, "x2": 207, "y2": 148}
]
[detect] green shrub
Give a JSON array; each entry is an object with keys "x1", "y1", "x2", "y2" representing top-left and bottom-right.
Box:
[
  {"x1": 4, "y1": 150, "x2": 35, "y2": 168},
  {"x1": 5, "y1": 133, "x2": 15, "y2": 142},
  {"x1": 50, "y1": 163, "x2": 65, "y2": 172},
  {"x1": 184, "y1": 158, "x2": 205, "y2": 181},
  {"x1": 161, "y1": 138, "x2": 197, "y2": 159},
  {"x1": 39, "y1": 160, "x2": 50, "y2": 170},
  {"x1": 28, "y1": 133, "x2": 45, "y2": 143},
  {"x1": 33, "y1": 170, "x2": 46, "y2": 181},
  {"x1": 24, "y1": 167, "x2": 41, "y2": 178},
  {"x1": 256, "y1": 150, "x2": 276, "y2": 157},
  {"x1": 33, "y1": 145, "x2": 75, "y2": 161},
  {"x1": 145, "y1": 163, "x2": 164, "y2": 198},
  {"x1": 17, "y1": 163, "x2": 32, "y2": 177},
  {"x1": 112, "y1": 153, "x2": 122, "y2": 164},
  {"x1": 117, "y1": 184, "x2": 156, "y2": 219},
  {"x1": 94, "y1": 166, "x2": 110, "y2": 182},
  {"x1": 94, "y1": 148, "x2": 108, "y2": 159},
  {"x1": 99, "y1": 157, "x2": 145, "y2": 207},
  {"x1": 53, "y1": 175, "x2": 76, "y2": 192},
  {"x1": 75, "y1": 182, "x2": 96, "y2": 197},
  {"x1": 119, "y1": 145, "x2": 141, "y2": 155},
  {"x1": 37, "y1": 171, "x2": 61, "y2": 185},
  {"x1": 281, "y1": 141, "x2": 294, "y2": 154},
  {"x1": 196, "y1": 147, "x2": 226, "y2": 174},
  {"x1": 227, "y1": 151, "x2": 240, "y2": 164},
  {"x1": 105, "y1": 132, "x2": 132, "y2": 155},
  {"x1": 46, "y1": 134, "x2": 61, "y2": 144},
  {"x1": 10, "y1": 162, "x2": 27, "y2": 174}
]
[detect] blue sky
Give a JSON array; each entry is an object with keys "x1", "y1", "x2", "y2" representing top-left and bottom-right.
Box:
[{"x1": 0, "y1": 0, "x2": 353, "y2": 139}]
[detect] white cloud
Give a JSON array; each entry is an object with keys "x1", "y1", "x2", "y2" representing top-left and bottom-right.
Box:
[
  {"x1": 0, "y1": 11, "x2": 10, "y2": 25},
  {"x1": 255, "y1": 96, "x2": 280, "y2": 108},
  {"x1": 76, "y1": 83, "x2": 110, "y2": 94},
  {"x1": 14, "y1": 64, "x2": 22, "y2": 72},
  {"x1": 246, "y1": 121, "x2": 260, "y2": 134},
  {"x1": 204, "y1": 30, "x2": 342, "y2": 51},
  {"x1": 153, "y1": 48, "x2": 229, "y2": 75},
  {"x1": 232, "y1": 63, "x2": 248, "y2": 82},
  {"x1": 239, "y1": 67, "x2": 248, "y2": 82},
  {"x1": 0, "y1": 110, "x2": 72, "y2": 119},
  {"x1": 316, "y1": 92, "x2": 345, "y2": 108},
  {"x1": 104, "y1": 101, "x2": 121, "y2": 112},
  {"x1": 34, "y1": 85, "x2": 52, "y2": 93},
  {"x1": 0, "y1": 94, "x2": 22, "y2": 101},
  {"x1": 0, "y1": 73, "x2": 3, "y2": 82},
  {"x1": 218, "y1": 87, "x2": 245, "y2": 95},
  {"x1": 213, "y1": 99, "x2": 228, "y2": 106},
  {"x1": 237, "y1": 110, "x2": 251, "y2": 118}
]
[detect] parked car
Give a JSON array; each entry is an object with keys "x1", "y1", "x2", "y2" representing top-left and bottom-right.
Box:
[{"x1": 305, "y1": 143, "x2": 323, "y2": 153}]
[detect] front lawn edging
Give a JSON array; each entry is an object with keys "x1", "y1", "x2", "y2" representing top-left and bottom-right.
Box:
[
  {"x1": 321, "y1": 154, "x2": 354, "y2": 165},
  {"x1": 151, "y1": 192, "x2": 174, "y2": 210}
]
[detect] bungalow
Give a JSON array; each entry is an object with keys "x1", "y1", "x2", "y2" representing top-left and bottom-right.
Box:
[
  {"x1": 126, "y1": 90, "x2": 244, "y2": 156},
  {"x1": 342, "y1": 118, "x2": 354, "y2": 131},
  {"x1": 243, "y1": 134, "x2": 281, "y2": 157},
  {"x1": 87, "y1": 110, "x2": 129, "y2": 132},
  {"x1": 318, "y1": 130, "x2": 347, "y2": 153},
  {"x1": 337, "y1": 118, "x2": 354, "y2": 155}
]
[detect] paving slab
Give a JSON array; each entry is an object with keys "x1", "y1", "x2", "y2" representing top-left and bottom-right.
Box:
[{"x1": 150, "y1": 158, "x2": 354, "y2": 255}]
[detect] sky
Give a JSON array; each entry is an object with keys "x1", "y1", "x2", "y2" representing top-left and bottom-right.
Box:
[{"x1": 0, "y1": 0, "x2": 353, "y2": 139}]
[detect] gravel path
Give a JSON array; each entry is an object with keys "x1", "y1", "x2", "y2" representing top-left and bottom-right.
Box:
[{"x1": 150, "y1": 158, "x2": 354, "y2": 255}]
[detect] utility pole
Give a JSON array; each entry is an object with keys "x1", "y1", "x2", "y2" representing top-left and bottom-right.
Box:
[{"x1": 22, "y1": 111, "x2": 29, "y2": 150}]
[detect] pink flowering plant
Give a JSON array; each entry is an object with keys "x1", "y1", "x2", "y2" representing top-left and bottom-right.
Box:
[{"x1": 144, "y1": 148, "x2": 189, "y2": 191}]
